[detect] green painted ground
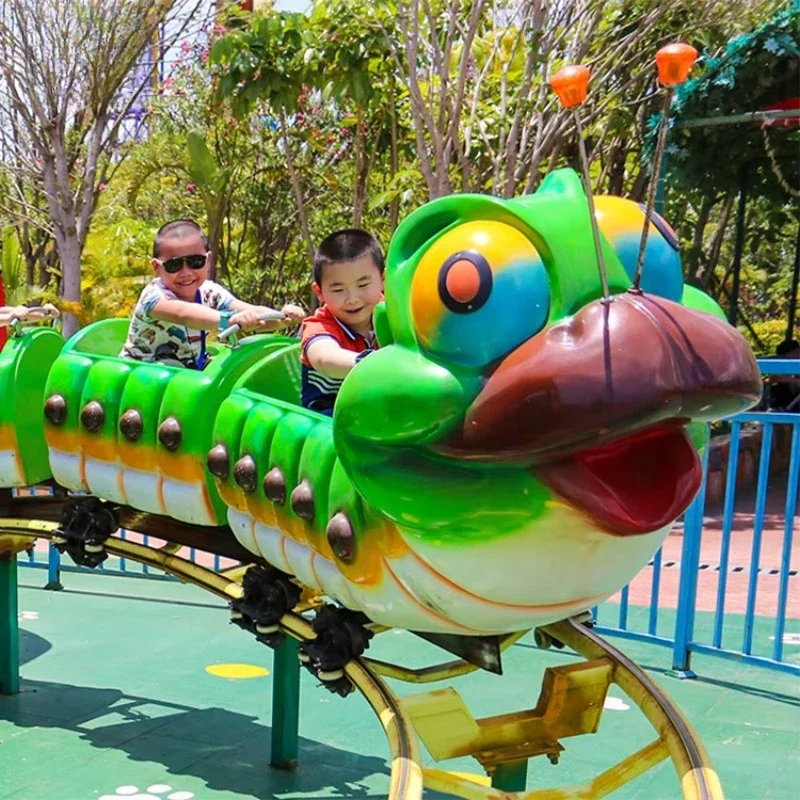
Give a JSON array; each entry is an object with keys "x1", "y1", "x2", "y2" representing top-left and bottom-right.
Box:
[{"x1": 1, "y1": 569, "x2": 798, "y2": 800}]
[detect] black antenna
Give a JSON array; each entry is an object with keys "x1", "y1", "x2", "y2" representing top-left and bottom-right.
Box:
[
  {"x1": 632, "y1": 43, "x2": 698, "y2": 292},
  {"x1": 550, "y1": 64, "x2": 610, "y2": 301}
]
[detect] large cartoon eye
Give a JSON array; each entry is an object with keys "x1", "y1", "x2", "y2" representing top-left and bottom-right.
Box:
[
  {"x1": 411, "y1": 220, "x2": 550, "y2": 369},
  {"x1": 594, "y1": 196, "x2": 683, "y2": 302}
]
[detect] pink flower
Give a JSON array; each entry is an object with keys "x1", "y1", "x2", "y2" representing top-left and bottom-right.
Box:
[
  {"x1": 186, "y1": 183, "x2": 197, "y2": 193},
  {"x1": 212, "y1": 24, "x2": 227, "y2": 36},
  {"x1": 162, "y1": 77, "x2": 175, "y2": 90},
  {"x1": 98, "y1": 182, "x2": 107, "y2": 192}
]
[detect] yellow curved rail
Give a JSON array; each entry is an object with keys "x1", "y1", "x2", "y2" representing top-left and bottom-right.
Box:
[
  {"x1": 0, "y1": 519, "x2": 423, "y2": 800},
  {"x1": 1, "y1": 519, "x2": 722, "y2": 800},
  {"x1": 544, "y1": 618, "x2": 723, "y2": 800}
]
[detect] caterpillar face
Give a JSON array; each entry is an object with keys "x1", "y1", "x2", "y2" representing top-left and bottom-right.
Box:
[{"x1": 335, "y1": 170, "x2": 761, "y2": 538}]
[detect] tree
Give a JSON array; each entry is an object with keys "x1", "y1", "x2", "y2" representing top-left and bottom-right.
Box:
[{"x1": 0, "y1": 0, "x2": 205, "y2": 335}]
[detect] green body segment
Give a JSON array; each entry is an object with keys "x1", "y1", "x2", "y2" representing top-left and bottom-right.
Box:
[
  {"x1": 212, "y1": 347, "x2": 380, "y2": 599},
  {"x1": 42, "y1": 319, "x2": 299, "y2": 525},
  {"x1": 0, "y1": 327, "x2": 64, "y2": 486}
]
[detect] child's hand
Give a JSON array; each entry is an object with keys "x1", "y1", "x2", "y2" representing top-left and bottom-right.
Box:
[
  {"x1": 281, "y1": 303, "x2": 305, "y2": 322},
  {"x1": 228, "y1": 309, "x2": 265, "y2": 331},
  {"x1": 26, "y1": 303, "x2": 60, "y2": 321}
]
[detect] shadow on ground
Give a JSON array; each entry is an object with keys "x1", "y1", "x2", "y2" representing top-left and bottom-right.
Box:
[
  {"x1": 0, "y1": 679, "x2": 393, "y2": 799},
  {"x1": 19, "y1": 628, "x2": 51, "y2": 666}
]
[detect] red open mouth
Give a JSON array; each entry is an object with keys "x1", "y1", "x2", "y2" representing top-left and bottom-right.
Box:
[{"x1": 534, "y1": 425, "x2": 702, "y2": 536}]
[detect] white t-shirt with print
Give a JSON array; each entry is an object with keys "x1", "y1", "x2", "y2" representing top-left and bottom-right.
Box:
[{"x1": 120, "y1": 278, "x2": 235, "y2": 368}]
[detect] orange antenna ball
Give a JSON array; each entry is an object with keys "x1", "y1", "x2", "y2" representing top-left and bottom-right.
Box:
[
  {"x1": 550, "y1": 65, "x2": 591, "y2": 109},
  {"x1": 655, "y1": 43, "x2": 698, "y2": 86}
]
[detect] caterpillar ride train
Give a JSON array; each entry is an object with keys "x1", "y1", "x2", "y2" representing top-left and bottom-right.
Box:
[{"x1": 0, "y1": 45, "x2": 762, "y2": 800}]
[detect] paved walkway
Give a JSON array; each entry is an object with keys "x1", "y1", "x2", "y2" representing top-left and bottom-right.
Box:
[{"x1": 616, "y1": 468, "x2": 799, "y2": 619}]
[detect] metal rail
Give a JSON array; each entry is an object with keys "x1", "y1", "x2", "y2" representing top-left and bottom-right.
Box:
[
  {"x1": 1, "y1": 519, "x2": 722, "y2": 799},
  {"x1": 0, "y1": 519, "x2": 423, "y2": 800}
]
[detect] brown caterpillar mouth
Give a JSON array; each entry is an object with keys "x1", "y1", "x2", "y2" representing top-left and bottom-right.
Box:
[{"x1": 456, "y1": 293, "x2": 761, "y2": 463}]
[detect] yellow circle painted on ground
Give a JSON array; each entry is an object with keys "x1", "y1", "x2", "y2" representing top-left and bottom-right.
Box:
[{"x1": 205, "y1": 663, "x2": 270, "y2": 679}]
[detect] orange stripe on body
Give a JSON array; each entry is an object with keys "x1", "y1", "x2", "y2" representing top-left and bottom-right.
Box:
[
  {"x1": 44, "y1": 428, "x2": 80, "y2": 452},
  {"x1": 0, "y1": 424, "x2": 18, "y2": 451},
  {"x1": 380, "y1": 557, "x2": 487, "y2": 634}
]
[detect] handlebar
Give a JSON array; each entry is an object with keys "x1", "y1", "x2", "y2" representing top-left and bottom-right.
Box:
[
  {"x1": 218, "y1": 310, "x2": 288, "y2": 341},
  {"x1": 0, "y1": 304, "x2": 60, "y2": 334}
]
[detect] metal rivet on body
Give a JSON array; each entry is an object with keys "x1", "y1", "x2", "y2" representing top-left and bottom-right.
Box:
[
  {"x1": 157, "y1": 416, "x2": 182, "y2": 451},
  {"x1": 80, "y1": 401, "x2": 105, "y2": 433},
  {"x1": 207, "y1": 444, "x2": 230, "y2": 480},
  {"x1": 44, "y1": 394, "x2": 67, "y2": 425},
  {"x1": 263, "y1": 467, "x2": 286, "y2": 504},
  {"x1": 119, "y1": 409, "x2": 143, "y2": 442},
  {"x1": 326, "y1": 512, "x2": 355, "y2": 563},
  {"x1": 233, "y1": 455, "x2": 257, "y2": 493},
  {"x1": 290, "y1": 478, "x2": 315, "y2": 521}
]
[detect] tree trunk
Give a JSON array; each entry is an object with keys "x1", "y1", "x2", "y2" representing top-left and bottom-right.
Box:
[
  {"x1": 388, "y1": 79, "x2": 400, "y2": 232},
  {"x1": 279, "y1": 114, "x2": 315, "y2": 264},
  {"x1": 59, "y1": 234, "x2": 82, "y2": 338},
  {"x1": 684, "y1": 194, "x2": 715, "y2": 287},
  {"x1": 353, "y1": 104, "x2": 367, "y2": 227}
]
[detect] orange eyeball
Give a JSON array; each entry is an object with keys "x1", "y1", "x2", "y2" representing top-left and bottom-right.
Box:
[
  {"x1": 444, "y1": 258, "x2": 482, "y2": 304},
  {"x1": 549, "y1": 65, "x2": 591, "y2": 109},
  {"x1": 656, "y1": 43, "x2": 698, "y2": 86}
]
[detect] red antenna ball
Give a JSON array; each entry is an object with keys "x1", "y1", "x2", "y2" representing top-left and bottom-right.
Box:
[
  {"x1": 656, "y1": 43, "x2": 698, "y2": 86},
  {"x1": 550, "y1": 65, "x2": 591, "y2": 109}
]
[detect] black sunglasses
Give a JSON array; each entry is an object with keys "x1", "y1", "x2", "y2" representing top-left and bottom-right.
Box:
[{"x1": 158, "y1": 253, "x2": 208, "y2": 274}]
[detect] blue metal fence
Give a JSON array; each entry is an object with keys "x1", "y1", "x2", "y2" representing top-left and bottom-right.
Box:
[
  {"x1": 14, "y1": 360, "x2": 800, "y2": 678},
  {"x1": 593, "y1": 358, "x2": 800, "y2": 677}
]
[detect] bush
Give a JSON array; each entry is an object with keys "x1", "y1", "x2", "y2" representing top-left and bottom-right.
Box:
[{"x1": 745, "y1": 317, "x2": 793, "y2": 357}]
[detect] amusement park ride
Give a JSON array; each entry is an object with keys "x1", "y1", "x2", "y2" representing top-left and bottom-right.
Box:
[{"x1": 0, "y1": 44, "x2": 764, "y2": 800}]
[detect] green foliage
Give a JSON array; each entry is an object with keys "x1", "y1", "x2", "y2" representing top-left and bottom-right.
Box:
[
  {"x1": 5, "y1": 0, "x2": 795, "y2": 341},
  {"x1": 745, "y1": 317, "x2": 794, "y2": 357},
  {"x1": 187, "y1": 132, "x2": 225, "y2": 193},
  {"x1": 210, "y1": 11, "x2": 311, "y2": 114},
  {"x1": 66, "y1": 213, "x2": 154, "y2": 326},
  {"x1": 664, "y1": 6, "x2": 800, "y2": 202},
  {"x1": 1, "y1": 227, "x2": 25, "y2": 304}
]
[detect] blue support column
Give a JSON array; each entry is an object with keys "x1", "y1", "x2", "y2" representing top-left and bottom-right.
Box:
[
  {"x1": 0, "y1": 555, "x2": 20, "y2": 694},
  {"x1": 671, "y1": 436, "x2": 710, "y2": 678}
]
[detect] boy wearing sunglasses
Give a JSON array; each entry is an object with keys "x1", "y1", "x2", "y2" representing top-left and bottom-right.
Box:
[{"x1": 121, "y1": 219, "x2": 304, "y2": 368}]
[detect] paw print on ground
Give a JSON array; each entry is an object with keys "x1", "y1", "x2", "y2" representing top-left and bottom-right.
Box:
[
  {"x1": 603, "y1": 695, "x2": 630, "y2": 711},
  {"x1": 98, "y1": 785, "x2": 195, "y2": 800}
]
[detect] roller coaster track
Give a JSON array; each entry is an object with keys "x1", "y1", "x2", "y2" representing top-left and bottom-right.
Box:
[{"x1": 0, "y1": 518, "x2": 723, "y2": 800}]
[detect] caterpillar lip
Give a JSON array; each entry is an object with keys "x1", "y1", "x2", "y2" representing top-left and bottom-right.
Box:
[
  {"x1": 435, "y1": 292, "x2": 761, "y2": 531},
  {"x1": 448, "y1": 292, "x2": 761, "y2": 464},
  {"x1": 534, "y1": 423, "x2": 702, "y2": 535}
]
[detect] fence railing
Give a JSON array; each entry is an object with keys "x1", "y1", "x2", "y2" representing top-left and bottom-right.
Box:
[
  {"x1": 593, "y1": 358, "x2": 800, "y2": 677},
  {"x1": 13, "y1": 359, "x2": 800, "y2": 678}
]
